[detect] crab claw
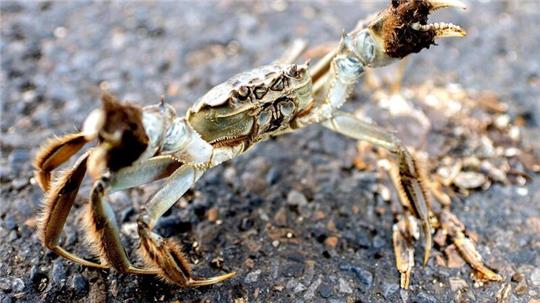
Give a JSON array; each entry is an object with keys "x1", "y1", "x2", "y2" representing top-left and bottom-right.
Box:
[{"x1": 351, "y1": 0, "x2": 466, "y2": 67}]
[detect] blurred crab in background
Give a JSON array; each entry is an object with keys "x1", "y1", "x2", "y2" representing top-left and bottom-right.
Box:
[{"x1": 32, "y1": 0, "x2": 531, "y2": 290}]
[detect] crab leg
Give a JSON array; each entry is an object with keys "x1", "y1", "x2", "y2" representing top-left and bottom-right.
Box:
[
  {"x1": 85, "y1": 177, "x2": 159, "y2": 275},
  {"x1": 40, "y1": 154, "x2": 181, "y2": 270},
  {"x1": 136, "y1": 165, "x2": 236, "y2": 287},
  {"x1": 323, "y1": 111, "x2": 432, "y2": 264},
  {"x1": 439, "y1": 210, "x2": 503, "y2": 281},
  {"x1": 33, "y1": 133, "x2": 90, "y2": 192},
  {"x1": 393, "y1": 217, "x2": 415, "y2": 289},
  {"x1": 38, "y1": 151, "x2": 107, "y2": 269},
  {"x1": 81, "y1": 155, "x2": 183, "y2": 274}
]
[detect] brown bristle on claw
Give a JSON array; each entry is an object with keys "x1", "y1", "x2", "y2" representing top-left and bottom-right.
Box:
[
  {"x1": 382, "y1": 0, "x2": 436, "y2": 58},
  {"x1": 100, "y1": 93, "x2": 149, "y2": 171},
  {"x1": 138, "y1": 234, "x2": 192, "y2": 284}
]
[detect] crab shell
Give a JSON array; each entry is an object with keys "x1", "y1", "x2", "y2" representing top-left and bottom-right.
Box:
[{"x1": 186, "y1": 63, "x2": 312, "y2": 148}]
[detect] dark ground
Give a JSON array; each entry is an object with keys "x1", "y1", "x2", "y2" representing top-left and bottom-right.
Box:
[{"x1": 1, "y1": 1, "x2": 539, "y2": 302}]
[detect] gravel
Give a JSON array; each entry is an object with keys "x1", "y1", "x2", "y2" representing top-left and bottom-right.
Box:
[{"x1": 1, "y1": 1, "x2": 539, "y2": 302}]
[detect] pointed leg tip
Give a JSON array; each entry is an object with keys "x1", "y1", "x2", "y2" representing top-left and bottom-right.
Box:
[
  {"x1": 423, "y1": 225, "x2": 432, "y2": 266},
  {"x1": 189, "y1": 271, "x2": 237, "y2": 287},
  {"x1": 427, "y1": 0, "x2": 467, "y2": 11}
]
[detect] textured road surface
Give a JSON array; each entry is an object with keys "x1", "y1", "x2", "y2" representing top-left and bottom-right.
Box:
[{"x1": 1, "y1": 1, "x2": 539, "y2": 302}]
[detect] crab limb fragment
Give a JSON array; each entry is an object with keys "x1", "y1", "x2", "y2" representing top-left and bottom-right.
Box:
[
  {"x1": 322, "y1": 111, "x2": 433, "y2": 264},
  {"x1": 136, "y1": 165, "x2": 236, "y2": 286},
  {"x1": 393, "y1": 218, "x2": 415, "y2": 289},
  {"x1": 440, "y1": 210, "x2": 503, "y2": 282}
]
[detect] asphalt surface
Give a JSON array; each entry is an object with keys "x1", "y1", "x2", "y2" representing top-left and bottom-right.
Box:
[{"x1": 1, "y1": 1, "x2": 539, "y2": 302}]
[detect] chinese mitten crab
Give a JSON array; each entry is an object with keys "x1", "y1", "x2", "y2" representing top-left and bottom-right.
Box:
[{"x1": 34, "y1": 0, "x2": 468, "y2": 288}]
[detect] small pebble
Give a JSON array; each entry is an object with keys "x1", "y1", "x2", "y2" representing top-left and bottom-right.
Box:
[
  {"x1": 453, "y1": 171, "x2": 486, "y2": 189},
  {"x1": 265, "y1": 167, "x2": 280, "y2": 185},
  {"x1": 449, "y1": 277, "x2": 468, "y2": 292},
  {"x1": 207, "y1": 207, "x2": 219, "y2": 222},
  {"x1": 4, "y1": 216, "x2": 16, "y2": 230},
  {"x1": 11, "y1": 177, "x2": 28, "y2": 190},
  {"x1": 11, "y1": 278, "x2": 25, "y2": 292},
  {"x1": 51, "y1": 259, "x2": 66, "y2": 285},
  {"x1": 382, "y1": 282, "x2": 399, "y2": 299},
  {"x1": 372, "y1": 235, "x2": 385, "y2": 249},
  {"x1": 531, "y1": 268, "x2": 540, "y2": 286},
  {"x1": 304, "y1": 276, "x2": 322, "y2": 300},
  {"x1": 516, "y1": 187, "x2": 528, "y2": 196},
  {"x1": 415, "y1": 292, "x2": 437, "y2": 303},
  {"x1": 318, "y1": 283, "x2": 333, "y2": 299},
  {"x1": 511, "y1": 272, "x2": 525, "y2": 282},
  {"x1": 8, "y1": 149, "x2": 30, "y2": 171},
  {"x1": 287, "y1": 190, "x2": 308, "y2": 206},
  {"x1": 354, "y1": 232, "x2": 371, "y2": 249},
  {"x1": 8, "y1": 230, "x2": 18, "y2": 242},
  {"x1": 281, "y1": 262, "x2": 304, "y2": 278},
  {"x1": 514, "y1": 280, "x2": 528, "y2": 296},
  {"x1": 272, "y1": 240, "x2": 280, "y2": 247},
  {"x1": 351, "y1": 267, "x2": 373, "y2": 288},
  {"x1": 293, "y1": 282, "x2": 307, "y2": 293},
  {"x1": 244, "y1": 270, "x2": 261, "y2": 284},
  {"x1": 0, "y1": 278, "x2": 11, "y2": 291},
  {"x1": 71, "y1": 274, "x2": 88, "y2": 296},
  {"x1": 239, "y1": 217, "x2": 254, "y2": 231},
  {"x1": 338, "y1": 278, "x2": 352, "y2": 294},
  {"x1": 273, "y1": 207, "x2": 288, "y2": 226},
  {"x1": 324, "y1": 236, "x2": 338, "y2": 248},
  {"x1": 286, "y1": 278, "x2": 298, "y2": 290}
]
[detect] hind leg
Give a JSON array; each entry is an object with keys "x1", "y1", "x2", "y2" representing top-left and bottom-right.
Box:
[{"x1": 136, "y1": 165, "x2": 236, "y2": 287}]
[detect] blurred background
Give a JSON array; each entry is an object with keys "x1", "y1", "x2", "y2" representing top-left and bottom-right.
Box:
[{"x1": 1, "y1": 1, "x2": 539, "y2": 302}]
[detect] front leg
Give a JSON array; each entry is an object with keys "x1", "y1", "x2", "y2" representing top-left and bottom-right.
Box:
[{"x1": 323, "y1": 111, "x2": 432, "y2": 264}]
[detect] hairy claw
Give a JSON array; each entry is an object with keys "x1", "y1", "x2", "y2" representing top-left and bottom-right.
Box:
[{"x1": 370, "y1": 0, "x2": 467, "y2": 58}]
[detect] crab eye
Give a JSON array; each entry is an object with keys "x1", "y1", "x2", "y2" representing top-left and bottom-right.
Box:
[
  {"x1": 355, "y1": 31, "x2": 375, "y2": 64},
  {"x1": 286, "y1": 65, "x2": 300, "y2": 79},
  {"x1": 258, "y1": 110, "x2": 272, "y2": 126},
  {"x1": 235, "y1": 85, "x2": 250, "y2": 100},
  {"x1": 279, "y1": 100, "x2": 295, "y2": 117}
]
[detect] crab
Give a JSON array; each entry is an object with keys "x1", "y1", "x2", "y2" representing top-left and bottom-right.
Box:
[{"x1": 34, "y1": 0, "x2": 468, "y2": 288}]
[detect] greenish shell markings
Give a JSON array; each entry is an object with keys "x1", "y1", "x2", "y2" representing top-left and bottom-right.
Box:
[{"x1": 187, "y1": 63, "x2": 312, "y2": 148}]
